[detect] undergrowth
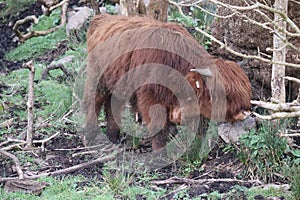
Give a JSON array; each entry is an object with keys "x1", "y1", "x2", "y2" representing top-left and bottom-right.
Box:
[
  {"x1": 225, "y1": 120, "x2": 300, "y2": 189},
  {"x1": 0, "y1": 0, "x2": 35, "y2": 20},
  {"x1": 5, "y1": 9, "x2": 66, "y2": 61}
]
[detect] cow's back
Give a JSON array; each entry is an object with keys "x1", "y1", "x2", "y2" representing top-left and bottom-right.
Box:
[{"x1": 87, "y1": 14, "x2": 193, "y2": 53}]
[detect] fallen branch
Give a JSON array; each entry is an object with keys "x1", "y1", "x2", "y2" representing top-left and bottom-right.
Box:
[
  {"x1": 13, "y1": 16, "x2": 39, "y2": 42},
  {"x1": 41, "y1": 64, "x2": 71, "y2": 80},
  {"x1": 151, "y1": 176, "x2": 262, "y2": 186},
  {"x1": 284, "y1": 76, "x2": 300, "y2": 84},
  {"x1": 13, "y1": 0, "x2": 69, "y2": 42},
  {"x1": 251, "y1": 100, "x2": 300, "y2": 112},
  {"x1": 280, "y1": 133, "x2": 300, "y2": 137},
  {"x1": 160, "y1": 184, "x2": 188, "y2": 199},
  {"x1": 0, "y1": 146, "x2": 120, "y2": 183},
  {"x1": 37, "y1": 132, "x2": 60, "y2": 150},
  {"x1": 4, "y1": 179, "x2": 48, "y2": 195},
  {"x1": 252, "y1": 111, "x2": 300, "y2": 120},
  {"x1": 25, "y1": 150, "x2": 120, "y2": 179},
  {"x1": 23, "y1": 61, "x2": 35, "y2": 149},
  {"x1": 49, "y1": 0, "x2": 69, "y2": 12},
  {"x1": 90, "y1": 0, "x2": 100, "y2": 15},
  {"x1": 0, "y1": 149, "x2": 24, "y2": 180},
  {"x1": 1, "y1": 142, "x2": 26, "y2": 151},
  {"x1": 1, "y1": 132, "x2": 60, "y2": 151}
]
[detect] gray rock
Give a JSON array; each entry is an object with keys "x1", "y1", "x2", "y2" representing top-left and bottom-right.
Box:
[
  {"x1": 218, "y1": 116, "x2": 256, "y2": 143},
  {"x1": 66, "y1": 6, "x2": 92, "y2": 35},
  {"x1": 50, "y1": 55, "x2": 74, "y2": 66}
]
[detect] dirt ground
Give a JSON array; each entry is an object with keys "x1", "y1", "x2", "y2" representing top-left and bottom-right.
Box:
[{"x1": 0, "y1": 2, "x2": 293, "y2": 199}]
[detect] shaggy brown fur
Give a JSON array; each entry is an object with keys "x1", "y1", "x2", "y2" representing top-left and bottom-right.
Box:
[{"x1": 83, "y1": 14, "x2": 252, "y2": 150}]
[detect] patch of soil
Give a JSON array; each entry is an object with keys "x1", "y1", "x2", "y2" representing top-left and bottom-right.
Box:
[{"x1": 35, "y1": 40, "x2": 69, "y2": 64}]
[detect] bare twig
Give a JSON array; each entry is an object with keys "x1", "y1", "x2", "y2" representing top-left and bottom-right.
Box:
[
  {"x1": 151, "y1": 176, "x2": 262, "y2": 185},
  {"x1": 160, "y1": 184, "x2": 188, "y2": 199},
  {"x1": 35, "y1": 132, "x2": 60, "y2": 150},
  {"x1": 0, "y1": 142, "x2": 27, "y2": 151},
  {"x1": 195, "y1": 27, "x2": 300, "y2": 69},
  {"x1": 23, "y1": 61, "x2": 35, "y2": 149},
  {"x1": 41, "y1": 64, "x2": 71, "y2": 80},
  {"x1": 251, "y1": 100, "x2": 300, "y2": 112},
  {"x1": 25, "y1": 151, "x2": 120, "y2": 179},
  {"x1": 280, "y1": 133, "x2": 300, "y2": 137},
  {"x1": 0, "y1": 149, "x2": 24, "y2": 180},
  {"x1": 72, "y1": 150, "x2": 98, "y2": 157},
  {"x1": 169, "y1": 1, "x2": 184, "y2": 15},
  {"x1": 90, "y1": 0, "x2": 100, "y2": 14},
  {"x1": 284, "y1": 76, "x2": 300, "y2": 84},
  {"x1": 0, "y1": 147, "x2": 120, "y2": 183},
  {"x1": 207, "y1": 0, "x2": 300, "y2": 36},
  {"x1": 190, "y1": 0, "x2": 300, "y2": 70},
  {"x1": 1, "y1": 132, "x2": 60, "y2": 151},
  {"x1": 252, "y1": 111, "x2": 300, "y2": 120}
]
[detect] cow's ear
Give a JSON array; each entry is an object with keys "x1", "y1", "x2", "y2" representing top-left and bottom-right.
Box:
[
  {"x1": 190, "y1": 68, "x2": 212, "y2": 77},
  {"x1": 185, "y1": 72, "x2": 202, "y2": 90}
]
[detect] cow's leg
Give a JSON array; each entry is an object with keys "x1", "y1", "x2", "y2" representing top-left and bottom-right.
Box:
[
  {"x1": 104, "y1": 94, "x2": 123, "y2": 143},
  {"x1": 137, "y1": 91, "x2": 170, "y2": 151},
  {"x1": 84, "y1": 92, "x2": 107, "y2": 146}
]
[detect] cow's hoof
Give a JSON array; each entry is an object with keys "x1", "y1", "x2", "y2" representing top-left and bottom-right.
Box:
[{"x1": 82, "y1": 126, "x2": 99, "y2": 147}]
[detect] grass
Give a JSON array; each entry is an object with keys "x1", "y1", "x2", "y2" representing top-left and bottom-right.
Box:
[
  {"x1": 0, "y1": 174, "x2": 165, "y2": 200},
  {"x1": 245, "y1": 185, "x2": 295, "y2": 200},
  {"x1": 0, "y1": 0, "x2": 35, "y2": 19},
  {"x1": 35, "y1": 80, "x2": 72, "y2": 118},
  {"x1": 0, "y1": 62, "x2": 73, "y2": 119},
  {"x1": 0, "y1": 176, "x2": 101, "y2": 200}
]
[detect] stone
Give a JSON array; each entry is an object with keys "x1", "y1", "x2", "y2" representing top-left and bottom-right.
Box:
[
  {"x1": 218, "y1": 116, "x2": 256, "y2": 143},
  {"x1": 66, "y1": 6, "x2": 92, "y2": 36}
]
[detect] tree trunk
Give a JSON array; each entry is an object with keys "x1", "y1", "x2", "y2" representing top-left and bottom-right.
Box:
[
  {"x1": 119, "y1": 0, "x2": 139, "y2": 16},
  {"x1": 271, "y1": 0, "x2": 288, "y2": 103},
  {"x1": 120, "y1": 0, "x2": 168, "y2": 22},
  {"x1": 144, "y1": 0, "x2": 168, "y2": 22}
]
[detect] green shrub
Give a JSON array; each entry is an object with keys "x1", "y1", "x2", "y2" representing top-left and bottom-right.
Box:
[{"x1": 236, "y1": 122, "x2": 288, "y2": 182}]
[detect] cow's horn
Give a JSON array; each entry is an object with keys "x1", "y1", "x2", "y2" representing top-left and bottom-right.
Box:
[{"x1": 190, "y1": 68, "x2": 212, "y2": 77}]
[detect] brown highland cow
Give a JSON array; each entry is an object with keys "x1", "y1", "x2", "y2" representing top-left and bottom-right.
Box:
[{"x1": 83, "y1": 14, "x2": 252, "y2": 150}]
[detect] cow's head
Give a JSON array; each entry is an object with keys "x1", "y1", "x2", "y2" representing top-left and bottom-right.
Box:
[{"x1": 170, "y1": 62, "x2": 252, "y2": 124}]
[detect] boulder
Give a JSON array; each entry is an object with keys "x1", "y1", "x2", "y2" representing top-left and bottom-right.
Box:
[{"x1": 218, "y1": 117, "x2": 256, "y2": 143}]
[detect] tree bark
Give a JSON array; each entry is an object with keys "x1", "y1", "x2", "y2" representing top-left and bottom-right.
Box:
[
  {"x1": 23, "y1": 61, "x2": 35, "y2": 148},
  {"x1": 144, "y1": 0, "x2": 168, "y2": 22},
  {"x1": 120, "y1": 0, "x2": 168, "y2": 22},
  {"x1": 271, "y1": 0, "x2": 288, "y2": 103},
  {"x1": 120, "y1": 0, "x2": 139, "y2": 16}
]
